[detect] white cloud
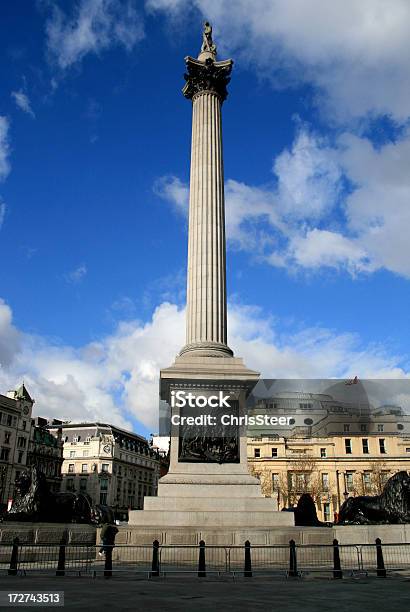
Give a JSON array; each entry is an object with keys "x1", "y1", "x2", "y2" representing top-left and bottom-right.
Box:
[
  {"x1": 274, "y1": 129, "x2": 342, "y2": 220},
  {"x1": 157, "y1": 123, "x2": 410, "y2": 278},
  {"x1": 65, "y1": 264, "x2": 88, "y2": 284},
  {"x1": 287, "y1": 229, "x2": 370, "y2": 273},
  {"x1": 153, "y1": 175, "x2": 189, "y2": 216},
  {"x1": 147, "y1": 0, "x2": 410, "y2": 123},
  {"x1": 11, "y1": 90, "x2": 35, "y2": 118},
  {"x1": 46, "y1": 0, "x2": 144, "y2": 70},
  {"x1": 0, "y1": 297, "x2": 408, "y2": 430},
  {"x1": 337, "y1": 131, "x2": 410, "y2": 277},
  {"x1": 0, "y1": 116, "x2": 10, "y2": 182},
  {"x1": 0, "y1": 300, "x2": 21, "y2": 369}
]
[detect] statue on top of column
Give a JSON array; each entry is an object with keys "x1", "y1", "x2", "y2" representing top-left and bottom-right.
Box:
[{"x1": 201, "y1": 21, "x2": 217, "y2": 57}]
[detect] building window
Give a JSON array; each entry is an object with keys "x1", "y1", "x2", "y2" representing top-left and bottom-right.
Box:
[
  {"x1": 101, "y1": 463, "x2": 109, "y2": 472},
  {"x1": 321, "y1": 473, "x2": 329, "y2": 491},
  {"x1": 17, "y1": 451, "x2": 24, "y2": 464},
  {"x1": 379, "y1": 439, "x2": 386, "y2": 454},
  {"x1": 363, "y1": 471, "x2": 372, "y2": 492},
  {"x1": 377, "y1": 424, "x2": 384, "y2": 432},
  {"x1": 345, "y1": 471, "x2": 354, "y2": 491},
  {"x1": 272, "y1": 473, "x2": 279, "y2": 491},
  {"x1": 69, "y1": 451, "x2": 75, "y2": 458},
  {"x1": 83, "y1": 450, "x2": 89, "y2": 457},
  {"x1": 4, "y1": 432, "x2": 11, "y2": 444},
  {"x1": 343, "y1": 424, "x2": 350, "y2": 433},
  {"x1": 17, "y1": 437, "x2": 26, "y2": 448},
  {"x1": 345, "y1": 439, "x2": 352, "y2": 454},
  {"x1": 323, "y1": 502, "x2": 331, "y2": 522},
  {"x1": 68, "y1": 464, "x2": 74, "y2": 473},
  {"x1": 254, "y1": 448, "x2": 260, "y2": 458},
  {"x1": 22, "y1": 420, "x2": 27, "y2": 430},
  {"x1": 360, "y1": 424, "x2": 367, "y2": 432},
  {"x1": 362, "y1": 439, "x2": 369, "y2": 454},
  {"x1": 0, "y1": 448, "x2": 10, "y2": 461},
  {"x1": 81, "y1": 464, "x2": 88, "y2": 473},
  {"x1": 7, "y1": 415, "x2": 12, "y2": 426},
  {"x1": 271, "y1": 448, "x2": 277, "y2": 457},
  {"x1": 100, "y1": 478, "x2": 108, "y2": 505},
  {"x1": 80, "y1": 478, "x2": 87, "y2": 492},
  {"x1": 406, "y1": 448, "x2": 410, "y2": 453},
  {"x1": 380, "y1": 471, "x2": 390, "y2": 487},
  {"x1": 320, "y1": 448, "x2": 327, "y2": 458},
  {"x1": 66, "y1": 478, "x2": 75, "y2": 492}
]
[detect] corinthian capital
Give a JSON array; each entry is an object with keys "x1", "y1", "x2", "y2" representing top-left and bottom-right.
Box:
[{"x1": 182, "y1": 56, "x2": 233, "y2": 102}]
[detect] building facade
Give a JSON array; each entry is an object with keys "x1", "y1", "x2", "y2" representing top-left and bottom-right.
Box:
[
  {"x1": 247, "y1": 391, "x2": 410, "y2": 522},
  {"x1": 0, "y1": 384, "x2": 34, "y2": 509},
  {"x1": 48, "y1": 422, "x2": 160, "y2": 520}
]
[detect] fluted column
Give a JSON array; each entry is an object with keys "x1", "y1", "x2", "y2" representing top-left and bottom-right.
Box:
[{"x1": 180, "y1": 55, "x2": 233, "y2": 358}]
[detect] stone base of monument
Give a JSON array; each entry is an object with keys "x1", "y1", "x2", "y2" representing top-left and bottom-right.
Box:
[
  {"x1": 128, "y1": 490, "x2": 293, "y2": 531},
  {"x1": 132, "y1": 353, "x2": 295, "y2": 534},
  {"x1": 0, "y1": 522, "x2": 96, "y2": 545},
  {"x1": 114, "y1": 523, "x2": 410, "y2": 549}
]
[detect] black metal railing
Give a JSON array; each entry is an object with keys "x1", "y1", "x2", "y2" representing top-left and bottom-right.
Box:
[{"x1": 0, "y1": 537, "x2": 409, "y2": 578}]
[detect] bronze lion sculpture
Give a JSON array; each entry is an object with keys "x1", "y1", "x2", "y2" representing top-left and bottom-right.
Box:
[
  {"x1": 6, "y1": 466, "x2": 114, "y2": 524},
  {"x1": 338, "y1": 471, "x2": 410, "y2": 524}
]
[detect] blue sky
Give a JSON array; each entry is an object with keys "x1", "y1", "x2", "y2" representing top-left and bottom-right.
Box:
[{"x1": 1, "y1": 1, "x2": 410, "y2": 437}]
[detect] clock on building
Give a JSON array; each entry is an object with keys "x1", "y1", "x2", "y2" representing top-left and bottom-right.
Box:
[{"x1": 103, "y1": 444, "x2": 111, "y2": 454}]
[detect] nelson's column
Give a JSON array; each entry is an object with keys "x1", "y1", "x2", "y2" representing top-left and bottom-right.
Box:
[{"x1": 128, "y1": 23, "x2": 293, "y2": 542}]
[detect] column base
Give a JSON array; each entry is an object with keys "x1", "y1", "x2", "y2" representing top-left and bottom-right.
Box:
[{"x1": 179, "y1": 341, "x2": 233, "y2": 359}]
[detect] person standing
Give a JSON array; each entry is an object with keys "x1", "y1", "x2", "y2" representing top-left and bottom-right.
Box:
[{"x1": 98, "y1": 522, "x2": 119, "y2": 557}]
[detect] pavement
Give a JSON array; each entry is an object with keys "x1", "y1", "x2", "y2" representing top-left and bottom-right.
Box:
[{"x1": 0, "y1": 574, "x2": 409, "y2": 611}]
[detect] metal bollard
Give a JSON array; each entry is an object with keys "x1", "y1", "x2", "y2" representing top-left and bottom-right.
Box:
[
  {"x1": 333, "y1": 538, "x2": 343, "y2": 579},
  {"x1": 289, "y1": 539, "x2": 298, "y2": 577},
  {"x1": 104, "y1": 546, "x2": 113, "y2": 578},
  {"x1": 198, "y1": 540, "x2": 206, "y2": 577},
  {"x1": 151, "y1": 540, "x2": 160, "y2": 577},
  {"x1": 375, "y1": 538, "x2": 386, "y2": 578},
  {"x1": 56, "y1": 530, "x2": 68, "y2": 577},
  {"x1": 244, "y1": 540, "x2": 252, "y2": 577},
  {"x1": 8, "y1": 537, "x2": 19, "y2": 576}
]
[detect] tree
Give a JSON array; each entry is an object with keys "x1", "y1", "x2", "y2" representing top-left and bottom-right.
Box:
[
  {"x1": 249, "y1": 464, "x2": 272, "y2": 497},
  {"x1": 278, "y1": 453, "x2": 324, "y2": 508},
  {"x1": 250, "y1": 453, "x2": 327, "y2": 509},
  {"x1": 354, "y1": 461, "x2": 391, "y2": 496}
]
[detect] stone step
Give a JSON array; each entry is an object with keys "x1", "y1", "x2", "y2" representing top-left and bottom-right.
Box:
[
  {"x1": 128, "y1": 509, "x2": 294, "y2": 528},
  {"x1": 157, "y1": 483, "x2": 263, "y2": 498},
  {"x1": 143, "y1": 495, "x2": 277, "y2": 512}
]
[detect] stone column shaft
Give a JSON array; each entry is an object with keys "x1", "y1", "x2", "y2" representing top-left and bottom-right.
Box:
[
  {"x1": 180, "y1": 56, "x2": 234, "y2": 358},
  {"x1": 186, "y1": 90, "x2": 227, "y2": 349}
]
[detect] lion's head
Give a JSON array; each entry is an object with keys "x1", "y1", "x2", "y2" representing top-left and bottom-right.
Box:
[
  {"x1": 381, "y1": 471, "x2": 410, "y2": 517},
  {"x1": 15, "y1": 470, "x2": 32, "y2": 496}
]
